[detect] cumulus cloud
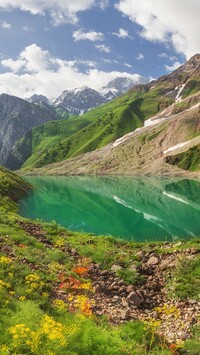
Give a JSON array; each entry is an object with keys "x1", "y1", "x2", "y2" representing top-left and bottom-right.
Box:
[
  {"x1": 95, "y1": 44, "x2": 111, "y2": 53},
  {"x1": 0, "y1": 44, "x2": 144, "y2": 99},
  {"x1": 2, "y1": 44, "x2": 57, "y2": 73},
  {"x1": 112, "y1": 28, "x2": 132, "y2": 39},
  {"x1": 1, "y1": 20, "x2": 11, "y2": 29},
  {"x1": 0, "y1": 0, "x2": 95, "y2": 25},
  {"x1": 115, "y1": 0, "x2": 200, "y2": 58},
  {"x1": 73, "y1": 29, "x2": 104, "y2": 42}
]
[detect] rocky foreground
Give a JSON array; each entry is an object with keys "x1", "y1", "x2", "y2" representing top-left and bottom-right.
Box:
[{"x1": 19, "y1": 221, "x2": 200, "y2": 345}]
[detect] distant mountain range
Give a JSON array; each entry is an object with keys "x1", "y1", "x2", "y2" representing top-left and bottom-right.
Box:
[{"x1": 27, "y1": 76, "x2": 148, "y2": 116}]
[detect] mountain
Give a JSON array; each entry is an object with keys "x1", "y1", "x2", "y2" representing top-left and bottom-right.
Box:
[
  {"x1": 13, "y1": 54, "x2": 200, "y2": 174},
  {"x1": 0, "y1": 94, "x2": 63, "y2": 169},
  {"x1": 32, "y1": 91, "x2": 199, "y2": 177},
  {"x1": 53, "y1": 76, "x2": 147, "y2": 116},
  {"x1": 25, "y1": 77, "x2": 147, "y2": 117},
  {"x1": 102, "y1": 76, "x2": 148, "y2": 95},
  {"x1": 53, "y1": 86, "x2": 106, "y2": 116},
  {"x1": 26, "y1": 94, "x2": 50, "y2": 105}
]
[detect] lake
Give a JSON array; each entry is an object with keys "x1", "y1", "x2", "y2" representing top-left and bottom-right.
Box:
[{"x1": 19, "y1": 176, "x2": 200, "y2": 242}]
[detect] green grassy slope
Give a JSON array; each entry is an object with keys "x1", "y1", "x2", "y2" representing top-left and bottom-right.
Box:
[
  {"x1": 19, "y1": 87, "x2": 173, "y2": 170},
  {"x1": 165, "y1": 144, "x2": 200, "y2": 171}
]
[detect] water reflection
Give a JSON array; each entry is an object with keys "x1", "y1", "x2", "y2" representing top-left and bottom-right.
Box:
[{"x1": 19, "y1": 176, "x2": 200, "y2": 242}]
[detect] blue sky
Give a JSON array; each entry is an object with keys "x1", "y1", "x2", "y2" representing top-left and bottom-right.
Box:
[{"x1": 0, "y1": 0, "x2": 199, "y2": 99}]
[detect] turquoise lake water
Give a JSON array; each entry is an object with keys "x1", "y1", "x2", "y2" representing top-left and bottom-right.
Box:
[{"x1": 19, "y1": 176, "x2": 200, "y2": 242}]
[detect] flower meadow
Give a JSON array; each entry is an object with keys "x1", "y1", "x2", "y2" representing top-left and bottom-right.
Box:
[{"x1": 0, "y1": 222, "x2": 171, "y2": 355}]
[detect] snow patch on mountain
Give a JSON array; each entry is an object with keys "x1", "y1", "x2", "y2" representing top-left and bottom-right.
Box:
[{"x1": 163, "y1": 140, "x2": 192, "y2": 154}]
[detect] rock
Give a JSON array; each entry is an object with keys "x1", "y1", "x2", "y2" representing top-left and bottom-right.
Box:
[
  {"x1": 118, "y1": 280, "x2": 125, "y2": 286},
  {"x1": 101, "y1": 270, "x2": 109, "y2": 276},
  {"x1": 111, "y1": 264, "x2": 123, "y2": 272},
  {"x1": 123, "y1": 309, "x2": 131, "y2": 319},
  {"x1": 129, "y1": 263, "x2": 137, "y2": 272},
  {"x1": 174, "y1": 241, "x2": 182, "y2": 247},
  {"x1": 95, "y1": 263, "x2": 101, "y2": 270},
  {"x1": 99, "y1": 281, "x2": 106, "y2": 290},
  {"x1": 126, "y1": 285, "x2": 134, "y2": 294},
  {"x1": 112, "y1": 296, "x2": 120, "y2": 302},
  {"x1": 121, "y1": 297, "x2": 129, "y2": 307},
  {"x1": 71, "y1": 248, "x2": 78, "y2": 255},
  {"x1": 135, "y1": 251, "x2": 145, "y2": 259},
  {"x1": 159, "y1": 257, "x2": 172, "y2": 270},
  {"x1": 127, "y1": 291, "x2": 143, "y2": 306},
  {"x1": 147, "y1": 256, "x2": 159, "y2": 266}
]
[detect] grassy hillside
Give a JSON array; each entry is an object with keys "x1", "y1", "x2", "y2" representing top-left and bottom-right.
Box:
[
  {"x1": 165, "y1": 145, "x2": 200, "y2": 171},
  {"x1": 26, "y1": 99, "x2": 200, "y2": 178},
  {"x1": 0, "y1": 166, "x2": 200, "y2": 354},
  {"x1": 15, "y1": 86, "x2": 173, "y2": 170}
]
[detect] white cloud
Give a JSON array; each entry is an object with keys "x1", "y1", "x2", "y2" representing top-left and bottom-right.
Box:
[
  {"x1": 98, "y1": 0, "x2": 109, "y2": 10},
  {"x1": 124, "y1": 63, "x2": 132, "y2": 68},
  {"x1": 136, "y1": 53, "x2": 144, "y2": 60},
  {"x1": 115, "y1": 0, "x2": 200, "y2": 58},
  {"x1": 0, "y1": 0, "x2": 95, "y2": 25},
  {"x1": 1, "y1": 20, "x2": 11, "y2": 29},
  {"x1": 158, "y1": 53, "x2": 178, "y2": 62},
  {"x1": 95, "y1": 44, "x2": 111, "y2": 53},
  {"x1": 165, "y1": 61, "x2": 182, "y2": 72},
  {"x1": 112, "y1": 28, "x2": 132, "y2": 39},
  {"x1": 1, "y1": 58, "x2": 26, "y2": 72},
  {"x1": 23, "y1": 26, "x2": 34, "y2": 32},
  {"x1": 72, "y1": 29, "x2": 104, "y2": 42},
  {"x1": 101, "y1": 58, "x2": 118, "y2": 64},
  {"x1": 0, "y1": 44, "x2": 144, "y2": 99}
]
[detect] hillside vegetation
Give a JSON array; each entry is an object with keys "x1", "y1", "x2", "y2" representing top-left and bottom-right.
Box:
[
  {"x1": 25, "y1": 95, "x2": 200, "y2": 178},
  {"x1": 0, "y1": 166, "x2": 200, "y2": 354},
  {"x1": 16, "y1": 86, "x2": 173, "y2": 170}
]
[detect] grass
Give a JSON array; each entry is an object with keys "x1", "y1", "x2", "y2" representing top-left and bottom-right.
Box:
[
  {"x1": 167, "y1": 255, "x2": 200, "y2": 300},
  {"x1": 165, "y1": 145, "x2": 200, "y2": 171}
]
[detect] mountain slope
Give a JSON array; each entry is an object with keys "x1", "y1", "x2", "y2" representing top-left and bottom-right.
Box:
[
  {"x1": 0, "y1": 94, "x2": 63, "y2": 169},
  {"x1": 19, "y1": 87, "x2": 173, "y2": 170},
  {"x1": 16, "y1": 54, "x2": 200, "y2": 173},
  {"x1": 25, "y1": 92, "x2": 200, "y2": 177}
]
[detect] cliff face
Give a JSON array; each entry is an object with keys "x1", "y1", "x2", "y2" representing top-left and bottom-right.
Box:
[{"x1": 0, "y1": 94, "x2": 61, "y2": 169}]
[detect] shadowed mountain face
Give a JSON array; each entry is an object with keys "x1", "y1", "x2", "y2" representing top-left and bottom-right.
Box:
[
  {"x1": 0, "y1": 94, "x2": 62, "y2": 169},
  {"x1": 19, "y1": 176, "x2": 200, "y2": 241}
]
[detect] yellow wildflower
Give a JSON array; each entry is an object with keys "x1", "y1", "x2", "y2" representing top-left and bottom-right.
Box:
[
  {"x1": 19, "y1": 296, "x2": 26, "y2": 301},
  {"x1": 0, "y1": 256, "x2": 12, "y2": 264}
]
